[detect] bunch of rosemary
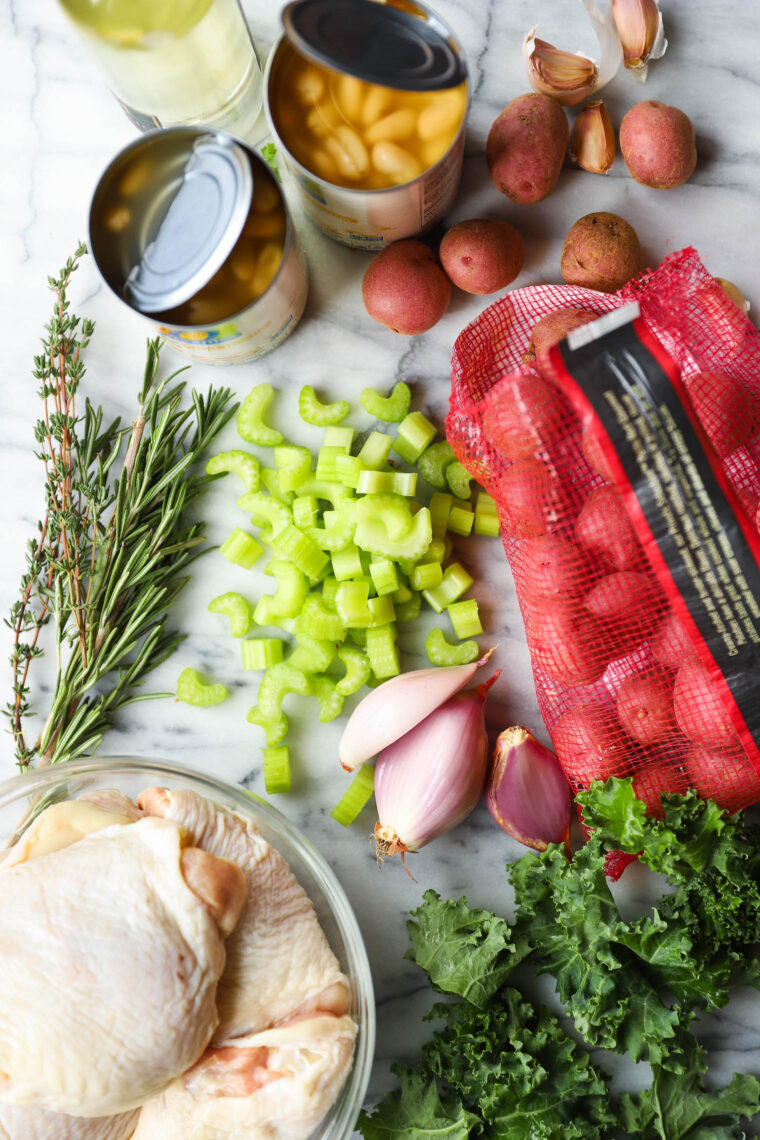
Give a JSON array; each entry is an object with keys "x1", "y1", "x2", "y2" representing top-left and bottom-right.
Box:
[{"x1": 5, "y1": 245, "x2": 237, "y2": 768}]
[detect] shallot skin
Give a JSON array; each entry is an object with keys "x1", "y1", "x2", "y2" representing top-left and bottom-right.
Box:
[{"x1": 486, "y1": 726, "x2": 571, "y2": 851}]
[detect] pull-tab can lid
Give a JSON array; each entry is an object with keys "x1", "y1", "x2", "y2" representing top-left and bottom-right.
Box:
[
  {"x1": 125, "y1": 133, "x2": 253, "y2": 314},
  {"x1": 281, "y1": 0, "x2": 467, "y2": 91}
]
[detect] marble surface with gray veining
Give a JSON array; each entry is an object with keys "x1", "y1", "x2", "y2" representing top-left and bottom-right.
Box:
[{"x1": 2, "y1": 0, "x2": 760, "y2": 1129}]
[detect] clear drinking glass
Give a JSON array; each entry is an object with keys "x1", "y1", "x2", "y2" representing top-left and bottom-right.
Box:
[{"x1": 58, "y1": 0, "x2": 264, "y2": 139}]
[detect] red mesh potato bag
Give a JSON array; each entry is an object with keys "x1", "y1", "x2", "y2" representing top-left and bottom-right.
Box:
[{"x1": 447, "y1": 249, "x2": 760, "y2": 844}]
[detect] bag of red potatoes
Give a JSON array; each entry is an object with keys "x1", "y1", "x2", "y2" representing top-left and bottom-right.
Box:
[{"x1": 447, "y1": 248, "x2": 760, "y2": 846}]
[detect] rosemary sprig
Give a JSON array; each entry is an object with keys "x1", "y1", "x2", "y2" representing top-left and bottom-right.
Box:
[{"x1": 5, "y1": 245, "x2": 237, "y2": 768}]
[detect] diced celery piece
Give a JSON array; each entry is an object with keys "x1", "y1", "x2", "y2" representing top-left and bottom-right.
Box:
[
  {"x1": 422, "y1": 562, "x2": 474, "y2": 614},
  {"x1": 258, "y1": 663, "x2": 312, "y2": 719},
  {"x1": 360, "y1": 381, "x2": 411, "y2": 423},
  {"x1": 355, "y1": 507, "x2": 432, "y2": 561},
  {"x1": 254, "y1": 561, "x2": 309, "y2": 624},
  {"x1": 208, "y1": 591, "x2": 252, "y2": 638},
  {"x1": 447, "y1": 504, "x2": 475, "y2": 537},
  {"x1": 332, "y1": 544, "x2": 364, "y2": 582},
  {"x1": 336, "y1": 645, "x2": 371, "y2": 696},
  {"x1": 356, "y1": 470, "x2": 417, "y2": 497},
  {"x1": 206, "y1": 449, "x2": 261, "y2": 493},
  {"x1": 242, "y1": 638, "x2": 284, "y2": 670},
  {"x1": 388, "y1": 472, "x2": 417, "y2": 498},
  {"x1": 446, "y1": 460, "x2": 473, "y2": 500},
  {"x1": 331, "y1": 765, "x2": 375, "y2": 826},
  {"x1": 368, "y1": 596, "x2": 395, "y2": 626},
  {"x1": 310, "y1": 675, "x2": 345, "y2": 723},
  {"x1": 292, "y1": 494, "x2": 319, "y2": 529},
  {"x1": 273, "y1": 445, "x2": 311, "y2": 493},
  {"x1": 299, "y1": 385, "x2": 350, "y2": 426},
  {"x1": 316, "y1": 445, "x2": 347, "y2": 482},
  {"x1": 176, "y1": 666, "x2": 229, "y2": 707},
  {"x1": 417, "y1": 441, "x2": 455, "y2": 489},
  {"x1": 263, "y1": 745, "x2": 291, "y2": 794},
  {"x1": 396, "y1": 590, "x2": 421, "y2": 622},
  {"x1": 366, "y1": 624, "x2": 400, "y2": 678},
  {"x1": 357, "y1": 430, "x2": 393, "y2": 470},
  {"x1": 247, "y1": 705, "x2": 288, "y2": 746},
  {"x1": 271, "y1": 524, "x2": 329, "y2": 579},
  {"x1": 427, "y1": 538, "x2": 446, "y2": 564},
  {"x1": 297, "y1": 478, "x2": 353, "y2": 508},
  {"x1": 288, "y1": 632, "x2": 335, "y2": 673},
  {"x1": 336, "y1": 580, "x2": 372, "y2": 627},
  {"x1": 448, "y1": 598, "x2": 483, "y2": 639},
  {"x1": 411, "y1": 561, "x2": 443, "y2": 591},
  {"x1": 425, "y1": 627, "x2": 479, "y2": 666},
  {"x1": 260, "y1": 467, "x2": 294, "y2": 504},
  {"x1": 219, "y1": 527, "x2": 263, "y2": 569},
  {"x1": 475, "y1": 491, "x2": 500, "y2": 537},
  {"x1": 238, "y1": 382, "x2": 283, "y2": 446},
  {"x1": 392, "y1": 411, "x2": 436, "y2": 463},
  {"x1": 323, "y1": 426, "x2": 354, "y2": 451},
  {"x1": 370, "y1": 558, "x2": 399, "y2": 596},
  {"x1": 355, "y1": 493, "x2": 414, "y2": 540},
  {"x1": 392, "y1": 583, "x2": 412, "y2": 605},
  {"x1": 349, "y1": 627, "x2": 367, "y2": 646},
  {"x1": 296, "y1": 595, "x2": 346, "y2": 641},
  {"x1": 237, "y1": 491, "x2": 293, "y2": 541},
  {"x1": 429, "y1": 491, "x2": 453, "y2": 538},
  {"x1": 309, "y1": 510, "x2": 356, "y2": 552},
  {"x1": 321, "y1": 575, "x2": 340, "y2": 610},
  {"x1": 335, "y1": 454, "x2": 362, "y2": 489}
]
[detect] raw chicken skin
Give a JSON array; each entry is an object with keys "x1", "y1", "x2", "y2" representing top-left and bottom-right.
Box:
[
  {"x1": 3, "y1": 792, "x2": 141, "y2": 868},
  {"x1": 0, "y1": 1102, "x2": 138, "y2": 1140},
  {"x1": 0, "y1": 817, "x2": 243, "y2": 1117},
  {"x1": 131, "y1": 1013, "x2": 357, "y2": 1140},
  {"x1": 138, "y1": 787, "x2": 350, "y2": 1039}
]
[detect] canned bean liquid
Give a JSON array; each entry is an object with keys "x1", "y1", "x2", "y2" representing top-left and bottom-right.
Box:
[
  {"x1": 265, "y1": 0, "x2": 469, "y2": 250},
  {"x1": 89, "y1": 128, "x2": 308, "y2": 364}
]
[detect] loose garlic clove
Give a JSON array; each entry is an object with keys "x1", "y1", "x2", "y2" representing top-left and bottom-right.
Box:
[
  {"x1": 570, "y1": 100, "x2": 616, "y2": 174},
  {"x1": 523, "y1": 33, "x2": 598, "y2": 107},
  {"x1": 611, "y1": 0, "x2": 667, "y2": 80}
]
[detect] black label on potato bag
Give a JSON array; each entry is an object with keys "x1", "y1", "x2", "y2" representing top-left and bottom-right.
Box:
[{"x1": 553, "y1": 308, "x2": 760, "y2": 768}]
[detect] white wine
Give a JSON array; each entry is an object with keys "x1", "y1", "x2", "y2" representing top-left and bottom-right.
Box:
[{"x1": 59, "y1": 0, "x2": 263, "y2": 137}]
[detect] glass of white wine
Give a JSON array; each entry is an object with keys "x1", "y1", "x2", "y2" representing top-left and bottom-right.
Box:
[{"x1": 59, "y1": 0, "x2": 264, "y2": 140}]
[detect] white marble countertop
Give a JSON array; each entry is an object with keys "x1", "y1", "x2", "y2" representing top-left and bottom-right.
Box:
[{"x1": 3, "y1": 0, "x2": 760, "y2": 1129}]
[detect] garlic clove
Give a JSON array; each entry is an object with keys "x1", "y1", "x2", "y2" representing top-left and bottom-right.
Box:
[
  {"x1": 338, "y1": 659, "x2": 487, "y2": 771},
  {"x1": 611, "y1": 0, "x2": 667, "y2": 79},
  {"x1": 523, "y1": 33, "x2": 598, "y2": 107},
  {"x1": 715, "y1": 277, "x2": 751, "y2": 315},
  {"x1": 569, "y1": 100, "x2": 616, "y2": 174},
  {"x1": 485, "y1": 725, "x2": 571, "y2": 852}
]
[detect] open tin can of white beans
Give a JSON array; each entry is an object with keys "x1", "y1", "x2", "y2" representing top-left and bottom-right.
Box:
[
  {"x1": 264, "y1": 0, "x2": 469, "y2": 250},
  {"x1": 89, "y1": 127, "x2": 309, "y2": 364}
]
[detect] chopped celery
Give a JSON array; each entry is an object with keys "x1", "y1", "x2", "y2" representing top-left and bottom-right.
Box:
[
  {"x1": 297, "y1": 478, "x2": 353, "y2": 508},
  {"x1": 447, "y1": 503, "x2": 475, "y2": 537},
  {"x1": 332, "y1": 544, "x2": 364, "y2": 581},
  {"x1": 360, "y1": 381, "x2": 411, "y2": 422},
  {"x1": 446, "y1": 460, "x2": 473, "y2": 500},
  {"x1": 411, "y1": 561, "x2": 443, "y2": 591},
  {"x1": 260, "y1": 467, "x2": 294, "y2": 504},
  {"x1": 368, "y1": 596, "x2": 395, "y2": 626},
  {"x1": 393, "y1": 411, "x2": 436, "y2": 463},
  {"x1": 208, "y1": 592, "x2": 252, "y2": 638},
  {"x1": 366, "y1": 624, "x2": 400, "y2": 678},
  {"x1": 475, "y1": 491, "x2": 500, "y2": 537},
  {"x1": 355, "y1": 493, "x2": 414, "y2": 540},
  {"x1": 258, "y1": 663, "x2": 312, "y2": 719},
  {"x1": 292, "y1": 494, "x2": 319, "y2": 529},
  {"x1": 336, "y1": 645, "x2": 371, "y2": 696},
  {"x1": 331, "y1": 764, "x2": 375, "y2": 826},
  {"x1": 219, "y1": 527, "x2": 263, "y2": 569},
  {"x1": 309, "y1": 510, "x2": 356, "y2": 552},
  {"x1": 369, "y1": 558, "x2": 399, "y2": 596},
  {"x1": 299, "y1": 385, "x2": 350, "y2": 426},
  {"x1": 288, "y1": 632, "x2": 335, "y2": 673},
  {"x1": 422, "y1": 562, "x2": 474, "y2": 613},
  {"x1": 273, "y1": 445, "x2": 311, "y2": 493},
  {"x1": 354, "y1": 506, "x2": 432, "y2": 561},
  {"x1": 176, "y1": 667, "x2": 229, "y2": 707},
  {"x1": 448, "y1": 598, "x2": 483, "y2": 638},
  {"x1": 323, "y1": 426, "x2": 354, "y2": 451},
  {"x1": 335, "y1": 454, "x2": 362, "y2": 488},
  {"x1": 392, "y1": 583, "x2": 412, "y2": 605},
  {"x1": 417, "y1": 441, "x2": 455, "y2": 489},
  {"x1": 296, "y1": 595, "x2": 346, "y2": 641},
  {"x1": 263, "y1": 745, "x2": 291, "y2": 794},
  {"x1": 349, "y1": 627, "x2": 367, "y2": 646},
  {"x1": 254, "y1": 561, "x2": 309, "y2": 624},
  {"x1": 238, "y1": 382, "x2": 283, "y2": 446},
  {"x1": 316, "y1": 445, "x2": 346, "y2": 482},
  {"x1": 427, "y1": 538, "x2": 446, "y2": 564},
  {"x1": 242, "y1": 638, "x2": 284, "y2": 670},
  {"x1": 247, "y1": 705, "x2": 288, "y2": 746},
  {"x1": 310, "y1": 675, "x2": 345, "y2": 722},
  {"x1": 237, "y1": 492, "x2": 292, "y2": 540},
  {"x1": 356, "y1": 470, "x2": 417, "y2": 497},
  {"x1": 271, "y1": 524, "x2": 329, "y2": 580},
  {"x1": 206, "y1": 450, "x2": 261, "y2": 493},
  {"x1": 429, "y1": 491, "x2": 453, "y2": 538},
  {"x1": 321, "y1": 575, "x2": 340, "y2": 610},
  {"x1": 395, "y1": 590, "x2": 421, "y2": 622},
  {"x1": 425, "y1": 627, "x2": 479, "y2": 666},
  {"x1": 357, "y1": 430, "x2": 393, "y2": 470},
  {"x1": 336, "y1": 580, "x2": 372, "y2": 627}
]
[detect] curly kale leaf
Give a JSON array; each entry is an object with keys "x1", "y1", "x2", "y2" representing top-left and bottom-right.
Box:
[{"x1": 358, "y1": 1066, "x2": 477, "y2": 1140}]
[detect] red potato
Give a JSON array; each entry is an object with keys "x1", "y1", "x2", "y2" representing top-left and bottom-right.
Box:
[
  {"x1": 482, "y1": 374, "x2": 564, "y2": 461},
  {"x1": 499, "y1": 458, "x2": 566, "y2": 538},
  {"x1": 619, "y1": 100, "x2": 697, "y2": 190},
  {"x1": 581, "y1": 423, "x2": 617, "y2": 483},
  {"x1": 486, "y1": 93, "x2": 569, "y2": 205},
  {"x1": 523, "y1": 307, "x2": 598, "y2": 366},
  {"x1": 439, "y1": 219, "x2": 524, "y2": 295},
  {"x1": 649, "y1": 612, "x2": 694, "y2": 671},
  {"x1": 361, "y1": 240, "x2": 450, "y2": 335},
  {"x1": 684, "y1": 743, "x2": 760, "y2": 812},
  {"x1": 575, "y1": 485, "x2": 643, "y2": 571},
  {"x1": 526, "y1": 599, "x2": 608, "y2": 686},
  {"x1": 673, "y1": 657, "x2": 740, "y2": 750},
  {"x1": 519, "y1": 535, "x2": 591, "y2": 606},
  {"x1": 632, "y1": 762, "x2": 685, "y2": 817},
  {"x1": 552, "y1": 702, "x2": 629, "y2": 786},
  {"x1": 561, "y1": 212, "x2": 641, "y2": 294},
  {"x1": 584, "y1": 571, "x2": 664, "y2": 656},
  {"x1": 682, "y1": 370, "x2": 760, "y2": 458},
  {"x1": 616, "y1": 668, "x2": 676, "y2": 745}
]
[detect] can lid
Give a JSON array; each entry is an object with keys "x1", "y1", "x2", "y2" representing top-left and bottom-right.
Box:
[
  {"x1": 282, "y1": 0, "x2": 467, "y2": 91},
  {"x1": 125, "y1": 134, "x2": 253, "y2": 314}
]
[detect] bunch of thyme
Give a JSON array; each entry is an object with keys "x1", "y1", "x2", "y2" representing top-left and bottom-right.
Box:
[{"x1": 5, "y1": 245, "x2": 237, "y2": 768}]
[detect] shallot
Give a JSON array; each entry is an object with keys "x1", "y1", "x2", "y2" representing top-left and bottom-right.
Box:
[{"x1": 486, "y1": 726, "x2": 571, "y2": 851}]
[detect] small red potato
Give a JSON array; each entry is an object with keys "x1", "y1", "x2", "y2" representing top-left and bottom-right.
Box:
[
  {"x1": 584, "y1": 570, "x2": 664, "y2": 656},
  {"x1": 649, "y1": 612, "x2": 694, "y2": 671},
  {"x1": 561, "y1": 212, "x2": 641, "y2": 293},
  {"x1": 682, "y1": 370, "x2": 760, "y2": 458},
  {"x1": 526, "y1": 599, "x2": 608, "y2": 687},
  {"x1": 673, "y1": 657, "x2": 740, "y2": 750},
  {"x1": 486, "y1": 93, "x2": 569, "y2": 205},
  {"x1": 524, "y1": 307, "x2": 599, "y2": 367},
  {"x1": 616, "y1": 668, "x2": 676, "y2": 745},
  {"x1": 499, "y1": 458, "x2": 566, "y2": 538},
  {"x1": 632, "y1": 762, "x2": 684, "y2": 817},
  {"x1": 439, "y1": 219, "x2": 524, "y2": 295},
  {"x1": 619, "y1": 100, "x2": 697, "y2": 190},
  {"x1": 361, "y1": 240, "x2": 451, "y2": 335},
  {"x1": 519, "y1": 535, "x2": 591, "y2": 606},
  {"x1": 482, "y1": 374, "x2": 564, "y2": 461},
  {"x1": 684, "y1": 743, "x2": 760, "y2": 812},
  {"x1": 581, "y1": 423, "x2": 617, "y2": 483},
  {"x1": 552, "y1": 702, "x2": 629, "y2": 786},
  {"x1": 575, "y1": 485, "x2": 643, "y2": 572}
]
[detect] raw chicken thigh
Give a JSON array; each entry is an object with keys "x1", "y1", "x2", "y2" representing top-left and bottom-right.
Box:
[
  {"x1": 2, "y1": 791, "x2": 142, "y2": 868},
  {"x1": 0, "y1": 1102, "x2": 138, "y2": 1140},
  {"x1": 0, "y1": 815, "x2": 245, "y2": 1117}
]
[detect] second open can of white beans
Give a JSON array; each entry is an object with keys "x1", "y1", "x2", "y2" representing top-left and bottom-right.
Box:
[{"x1": 264, "y1": 0, "x2": 469, "y2": 251}]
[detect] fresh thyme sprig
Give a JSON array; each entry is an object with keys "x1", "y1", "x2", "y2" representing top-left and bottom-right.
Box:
[{"x1": 5, "y1": 245, "x2": 237, "y2": 768}]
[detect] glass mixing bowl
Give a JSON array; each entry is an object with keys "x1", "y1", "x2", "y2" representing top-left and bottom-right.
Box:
[{"x1": 0, "y1": 756, "x2": 375, "y2": 1139}]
